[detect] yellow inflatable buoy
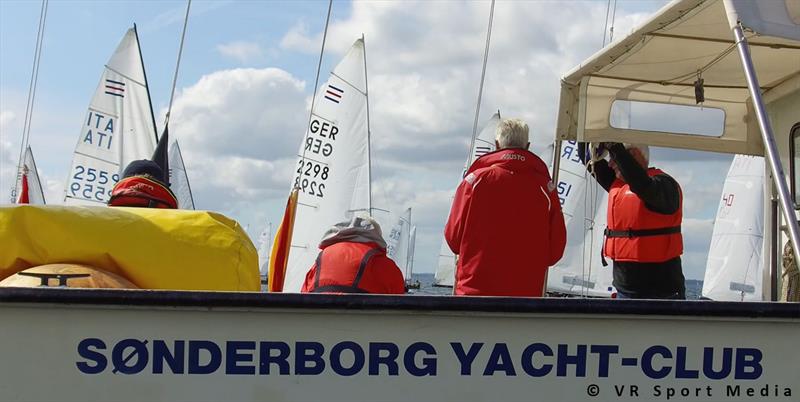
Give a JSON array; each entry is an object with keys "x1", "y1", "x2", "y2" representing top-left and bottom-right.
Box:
[{"x1": 0, "y1": 264, "x2": 138, "y2": 289}]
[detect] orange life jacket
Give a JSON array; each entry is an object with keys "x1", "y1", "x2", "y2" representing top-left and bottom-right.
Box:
[
  {"x1": 302, "y1": 242, "x2": 405, "y2": 294},
  {"x1": 108, "y1": 176, "x2": 178, "y2": 209},
  {"x1": 604, "y1": 168, "x2": 682, "y2": 263}
]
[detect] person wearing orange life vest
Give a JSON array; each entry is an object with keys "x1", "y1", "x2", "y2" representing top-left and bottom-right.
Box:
[
  {"x1": 580, "y1": 142, "x2": 685, "y2": 299},
  {"x1": 445, "y1": 118, "x2": 567, "y2": 297},
  {"x1": 301, "y1": 216, "x2": 406, "y2": 294}
]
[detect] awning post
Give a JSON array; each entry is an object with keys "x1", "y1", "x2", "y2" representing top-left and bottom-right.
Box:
[{"x1": 733, "y1": 24, "x2": 800, "y2": 296}]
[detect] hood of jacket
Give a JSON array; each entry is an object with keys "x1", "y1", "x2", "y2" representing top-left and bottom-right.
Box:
[{"x1": 318, "y1": 216, "x2": 387, "y2": 250}]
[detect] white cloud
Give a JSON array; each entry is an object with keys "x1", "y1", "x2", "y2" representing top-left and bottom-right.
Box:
[
  {"x1": 216, "y1": 41, "x2": 265, "y2": 64},
  {"x1": 279, "y1": 21, "x2": 319, "y2": 54}
]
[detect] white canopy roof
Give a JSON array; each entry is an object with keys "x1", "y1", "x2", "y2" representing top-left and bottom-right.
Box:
[{"x1": 556, "y1": 0, "x2": 800, "y2": 155}]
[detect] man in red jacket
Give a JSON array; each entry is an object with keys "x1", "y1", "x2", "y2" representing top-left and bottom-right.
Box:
[
  {"x1": 302, "y1": 216, "x2": 406, "y2": 294},
  {"x1": 445, "y1": 118, "x2": 566, "y2": 297}
]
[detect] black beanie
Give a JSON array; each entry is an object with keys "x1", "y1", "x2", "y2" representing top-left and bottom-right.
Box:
[{"x1": 121, "y1": 160, "x2": 164, "y2": 181}]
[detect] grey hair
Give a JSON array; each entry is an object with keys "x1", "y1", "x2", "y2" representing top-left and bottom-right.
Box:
[
  {"x1": 495, "y1": 118, "x2": 529, "y2": 149},
  {"x1": 625, "y1": 143, "x2": 649, "y2": 164}
]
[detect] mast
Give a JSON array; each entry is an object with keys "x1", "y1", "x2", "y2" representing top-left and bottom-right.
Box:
[
  {"x1": 133, "y1": 23, "x2": 159, "y2": 143},
  {"x1": 466, "y1": 0, "x2": 495, "y2": 169},
  {"x1": 406, "y1": 207, "x2": 412, "y2": 278},
  {"x1": 362, "y1": 33, "x2": 373, "y2": 215},
  {"x1": 165, "y1": 0, "x2": 192, "y2": 127}
]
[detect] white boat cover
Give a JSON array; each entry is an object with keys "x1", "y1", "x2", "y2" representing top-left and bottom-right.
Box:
[
  {"x1": 13, "y1": 147, "x2": 46, "y2": 205},
  {"x1": 703, "y1": 154, "x2": 765, "y2": 301},
  {"x1": 64, "y1": 27, "x2": 158, "y2": 205},
  {"x1": 434, "y1": 112, "x2": 501, "y2": 287},
  {"x1": 282, "y1": 39, "x2": 371, "y2": 292},
  {"x1": 168, "y1": 140, "x2": 195, "y2": 210},
  {"x1": 556, "y1": 0, "x2": 800, "y2": 155}
]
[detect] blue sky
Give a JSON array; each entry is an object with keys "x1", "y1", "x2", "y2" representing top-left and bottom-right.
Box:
[{"x1": 1, "y1": 0, "x2": 735, "y2": 280}]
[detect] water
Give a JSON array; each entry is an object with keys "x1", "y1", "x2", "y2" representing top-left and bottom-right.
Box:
[{"x1": 409, "y1": 273, "x2": 705, "y2": 299}]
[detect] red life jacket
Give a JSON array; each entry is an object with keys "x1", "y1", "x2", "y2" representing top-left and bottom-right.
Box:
[
  {"x1": 301, "y1": 242, "x2": 406, "y2": 294},
  {"x1": 604, "y1": 168, "x2": 683, "y2": 263},
  {"x1": 108, "y1": 176, "x2": 178, "y2": 209}
]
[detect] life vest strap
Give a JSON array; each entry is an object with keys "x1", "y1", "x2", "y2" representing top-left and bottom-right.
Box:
[
  {"x1": 311, "y1": 285, "x2": 370, "y2": 294},
  {"x1": 604, "y1": 226, "x2": 681, "y2": 238},
  {"x1": 312, "y1": 247, "x2": 382, "y2": 293}
]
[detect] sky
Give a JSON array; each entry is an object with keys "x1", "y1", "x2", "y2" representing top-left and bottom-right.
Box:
[{"x1": 0, "y1": 0, "x2": 736, "y2": 280}]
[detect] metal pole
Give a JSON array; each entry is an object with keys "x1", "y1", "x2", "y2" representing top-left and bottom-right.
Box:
[
  {"x1": 733, "y1": 24, "x2": 800, "y2": 285},
  {"x1": 467, "y1": 0, "x2": 496, "y2": 169},
  {"x1": 551, "y1": 140, "x2": 563, "y2": 184}
]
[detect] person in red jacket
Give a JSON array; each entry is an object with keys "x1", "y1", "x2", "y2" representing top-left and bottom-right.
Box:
[
  {"x1": 107, "y1": 160, "x2": 178, "y2": 209},
  {"x1": 445, "y1": 118, "x2": 566, "y2": 297},
  {"x1": 301, "y1": 216, "x2": 406, "y2": 294}
]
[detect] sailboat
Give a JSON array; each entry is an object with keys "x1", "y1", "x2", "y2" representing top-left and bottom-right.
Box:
[
  {"x1": 546, "y1": 141, "x2": 615, "y2": 297},
  {"x1": 434, "y1": 112, "x2": 501, "y2": 287},
  {"x1": 385, "y1": 207, "x2": 420, "y2": 289},
  {"x1": 12, "y1": 146, "x2": 46, "y2": 205},
  {"x1": 703, "y1": 155, "x2": 765, "y2": 301},
  {"x1": 168, "y1": 140, "x2": 195, "y2": 209},
  {"x1": 280, "y1": 38, "x2": 372, "y2": 292},
  {"x1": 63, "y1": 26, "x2": 158, "y2": 205},
  {"x1": 257, "y1": 222, "x2": 273, "y2": 283}
]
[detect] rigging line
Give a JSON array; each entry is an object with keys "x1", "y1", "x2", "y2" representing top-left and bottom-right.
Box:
[
  {"x1": 608, "y1": 0, "x2": 617, "y2": 43},
  {"x1": 363, "y1": 33, "x2": 373, "y2": 214},
  {"x1": 601, "y1": 0, "x2": 612, "y2": 47},
  {"x1": 299, "y1": 0, "x2": 333, "y2": 175},
  {"x1": 164, "y1": 0, "x2": 192, "y2": 127},
  {"x1": 16, "y1": 0, "x2": 48, "y2": 171},
  {"x1": 466, "y1": 0, "x2": 495, "y2": 168}
]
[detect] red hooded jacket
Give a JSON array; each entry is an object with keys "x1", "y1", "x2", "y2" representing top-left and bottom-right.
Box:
[
  {"x1": 445, "y1": 148, "x2": 566, "y2": 296},
  {"x1": 301, "y1": 217, "x2": 406, "y2": 294}
]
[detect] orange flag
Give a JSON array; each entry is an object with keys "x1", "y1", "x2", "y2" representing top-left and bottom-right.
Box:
[
  {"x1": 16, "y1": 168, "x2": 30, "y2": 204},
  {"x1": 268, "y1": 188, "x2": 299, "y2": 292}
]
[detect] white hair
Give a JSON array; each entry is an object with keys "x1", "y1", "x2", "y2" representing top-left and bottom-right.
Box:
[
  {"x1": 625, "y1": 143, "x2": 649, "y2": 164},
  {"x1": 495, "y1": 118, "x2": 529, "y2": 149}
]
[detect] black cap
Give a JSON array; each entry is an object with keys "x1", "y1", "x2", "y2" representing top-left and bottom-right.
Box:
[{"x1": 122, "y1": 160, "x2": 164, "y2": 180}]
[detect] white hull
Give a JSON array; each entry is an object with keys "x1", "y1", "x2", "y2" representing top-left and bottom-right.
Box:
[{"x1": 0, "y1": 288, "x2": 797, "y2": 402}]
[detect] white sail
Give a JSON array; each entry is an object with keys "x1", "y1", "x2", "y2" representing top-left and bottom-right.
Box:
[
  {"x1": 408, "y1": 225, "x2": 417, "y2": 278},
  {"x1": 257, "y1": 223, "x2": 273, "y2": 277},
  {"x1": 547, "y1": 140, "x2": 615, "y2": 297},
  {"x1": 168, "y1": 140, "x2": 195, "y2": 209},
  {"x1": 386, "y1": 209, "x2": 411, "y2": 279},
  {"x1": 703, "y1": 155, "x2": 765, "y2": 301},
  {"x1": 64, "y1": 27, "x2": 157, "y2": 205},
  {"x1": 281, "y1": 39, "x2": 371, "y2": 292},
  {"x1": 434, "y1": 112, "x2": 501, "y2": 287},
  {"x1": 12, "y1": 146, "x2": 46, "y2": 205}
]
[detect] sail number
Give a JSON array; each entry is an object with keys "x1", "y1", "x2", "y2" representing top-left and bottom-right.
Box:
[
  {"x1": 69, "y1": 165, "x2": 119, "y2": 202},
  {"x1": 557, "y1": 181, "x2": 572, "y2": 205},
  {"x1": 294, "y1": 160, "x2": 328, "y2": 198}
]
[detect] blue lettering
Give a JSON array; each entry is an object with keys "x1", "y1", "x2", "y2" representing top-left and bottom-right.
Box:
[
  {"x1": 675, "y1": 346, "x2": 699, "y2": 379},
  {"x1": 94, "y1": 113, "x2": 104, "y2": 129},
  {"x1": 590, "y1": 345, "x2": 618, "y2": 378},
  {"x1": 188, "y1": 340, "x2": 221, "y2": 374},
  {"x1": 702, "y1": 347, "x2": 732, "y2": 380},
  {"x1": 76, "y1": 338, "x2": 107, "y2": 374},
  {"x1": 226, "y1": 341, "x2": 256, "y2": 375},
  {"x1": 451, "y1": 342, "x2": 483, "y2": 375},
  {"x1": 153, "y1": 340, "x2": 184, "y2": 374},
  {"x1": 83, "y1": 130, "x2": 93, "y2": 145},
  {"x1": 404, "y1": 342, "x2": 436, "y2": 377},
  {"x1": 260, "y1": 341, "x2": 290, "y2": 375},
  {"x1": 483, "y1": 343, "x2": 516, "y2": 376},
  {"x1": 112, "y1": 339, "x2": 149, "y2": 375},
  {"x1": 642, "y1": 345, "x2": 672, "y2": 379},
  {"x1": 369, "y1": 342, "x2": 399, "y2": 376},
  {"x1": 295, "y1": 342, "x2": 325, "y2": 375},
  {"x1": 104, "y1": 117, "x2": 114, "y2": 133},
  {"x1": 557, "y1": 344, "x2": 587, "y2": 377},
  {"x1": 330, "y1": 341, "x2": 365, "y2": 376},
  {"x1": 521, "y1": 343, "x2": 553, "y2": 377},
  {"x1": 96, "y1": 132, "x2": 107, "y2": 148},
  {"x1": 734, "y1": 348, "x2": 762, "y2": 380}
]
